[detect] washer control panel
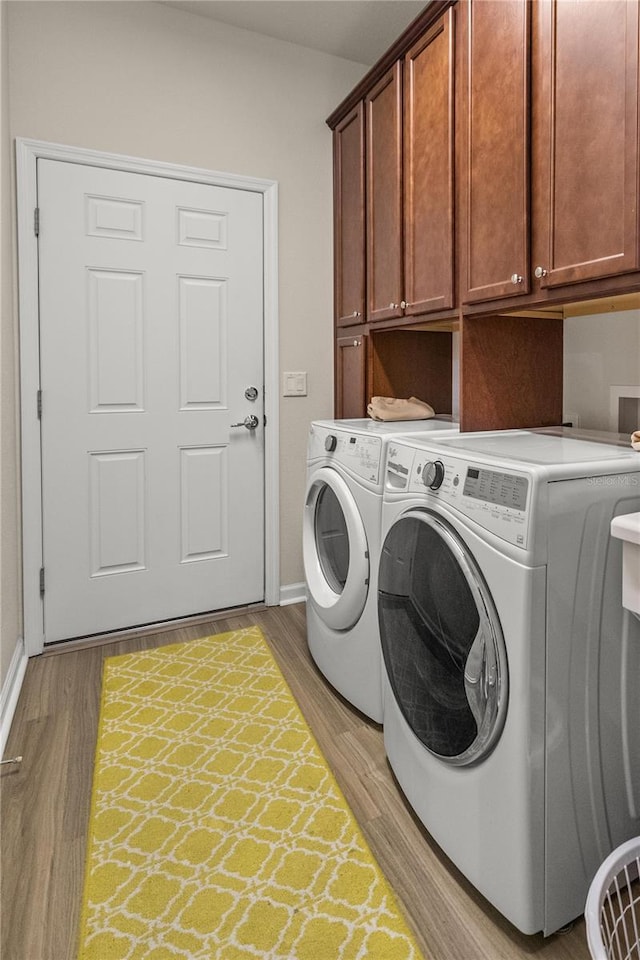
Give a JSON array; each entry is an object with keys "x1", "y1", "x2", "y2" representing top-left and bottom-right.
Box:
[
  {"x1": 387, "y1": 444, "x2": 532, "y2": 548},
  {"x1": 462, "y1": 466, "x2": 528, "y2": 512}
]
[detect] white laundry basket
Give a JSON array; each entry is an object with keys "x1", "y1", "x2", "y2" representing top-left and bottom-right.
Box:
[{"x1": 585, "y1": 837, "x2": 640, "y2": 960}]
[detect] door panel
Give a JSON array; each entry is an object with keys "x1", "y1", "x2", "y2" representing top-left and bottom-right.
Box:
[
  {"x1": 178, "y1": 277, "x2": 227, "y2": 408},
  {"x1": 533, "y1": 0, "x2": 640, "y2": 286},
  {"x1": 38, "y1": 159, "x2": 264, "y2": 642},
  {"x1": 334, "y1": 104, "x2": 366, "y2": 327},
  {"x1": 404, "y1": 8, "x2": 456, "y2": 316},
  {"x1": 89, "y1": 450, "x2": 146, "y2": 577},
  {"x1": 366, "y1": 63, "x2": 404, "y2": 323},
  {"x1": 459, "y1": 0, "x2": 531, "y2": 304}
]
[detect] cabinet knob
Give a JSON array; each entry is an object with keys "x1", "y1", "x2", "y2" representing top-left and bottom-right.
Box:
[
  {"x1": 389, "y1": 302, "x2": 399, "y2": 309},
  {"x1": 352, "y1": 310, "x2": 361, "y2": 318},
  {"x1": 510, "y1": 274, "x2": 524, "y2": 285},
  {"x1": 353, "y1": 339, "x2": 360, "y2": 347},
  {"x1": 534, "y1": 266, "x2": 548, "y2": 279},
  {"x1": 400, "y1": 300, "x2": 407, "y2": 309}
]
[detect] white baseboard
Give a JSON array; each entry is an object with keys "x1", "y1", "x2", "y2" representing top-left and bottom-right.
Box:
[
  {"x1": 0, "y1": 637, "x2": 28, "y2": 757},
  {"x1": 279, "y1": 582, "x2": 306, "y2": 606}
]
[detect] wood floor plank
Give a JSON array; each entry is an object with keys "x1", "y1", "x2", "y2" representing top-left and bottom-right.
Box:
[{"x1": 0, "y1": 603, "x2": 591, "y2": 960}]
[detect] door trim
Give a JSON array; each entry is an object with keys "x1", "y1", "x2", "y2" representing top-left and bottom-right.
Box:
[{"x1": 16, "y1": 138, "x2": 280, "y2": 656}]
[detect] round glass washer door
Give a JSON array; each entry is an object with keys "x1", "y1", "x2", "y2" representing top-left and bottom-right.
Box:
[
  {"x1": 378, "y1": 509, "x2": 508, "y2": 766},
  {"x1": 303, "y1": 467, "x2": 369, "y2": 631}
]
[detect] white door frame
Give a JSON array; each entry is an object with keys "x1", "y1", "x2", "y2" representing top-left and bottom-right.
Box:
[{"x1": 16, "y1": 138, "x2": 280, "y2": 656}]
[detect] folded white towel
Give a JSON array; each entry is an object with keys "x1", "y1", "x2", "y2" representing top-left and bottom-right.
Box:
[
  {"x1": 367, "y1": 396, "x2": 436, "y2": 422},
  {"x1": 631, "y1": 430, "x2": 640, "y2": 451}
]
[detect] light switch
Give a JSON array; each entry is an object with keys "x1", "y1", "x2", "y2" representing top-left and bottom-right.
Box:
[{"x1": 283, "y1": 371, "x2": 307, "y2": 396}]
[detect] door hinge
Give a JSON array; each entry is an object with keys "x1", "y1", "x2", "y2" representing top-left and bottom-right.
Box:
[
  {"x1": 34, "y1": 207, "x2": 40, "y2": 237},
  {"x1": 37, "y1": 389, "x2": 42, "y2": 419},
  {"x1": 39, "y1": 567, "x2": 45, "y2": 595}
]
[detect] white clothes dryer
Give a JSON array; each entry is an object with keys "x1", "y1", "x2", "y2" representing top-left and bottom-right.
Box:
[
  {"x1": 303, "y1": 417, "x2": 459, "y2": 722},
  {"x1": 377, "y1": 428, "x2": 640, "y2": 935}
]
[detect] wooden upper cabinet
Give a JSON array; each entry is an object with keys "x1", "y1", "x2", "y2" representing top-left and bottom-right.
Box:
[
  {"x1": 334, "y1": 104, "x2": 366, "y2": 327},
  {"x1": 366, "y1": 63, "x2": 404, "y2": 323},
  {"x1": 366, "y1": 11, "x2": 457, "y2": 325},
  {"x1": 461, "y1": 0, "x2": 640, "y2": 309},
  {"x1": 404, "y1": 8, "x2": 456, "y2": 317},
  {"x1": 532, "y1": 0, "x2": 640, "y2": 288},
  {"x1": 459, "y1": 0, "x2": 531, "y2": 305}
]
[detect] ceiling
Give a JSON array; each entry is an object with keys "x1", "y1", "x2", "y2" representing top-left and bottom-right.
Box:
[{"x1": 161, "y1": 1, "x2": 428, "y2": 65}]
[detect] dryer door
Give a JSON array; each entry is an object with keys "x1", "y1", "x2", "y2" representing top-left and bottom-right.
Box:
[
  {"x1": 303, "y1": 467, "x2": 369, "y2": 631},
  {"x1": 378, "y1": 509, "x2": 507, "y2": 765}
]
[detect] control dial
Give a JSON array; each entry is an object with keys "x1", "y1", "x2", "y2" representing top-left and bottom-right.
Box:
[
  {"x1": 324, "y1": 434, "x2": 337, "y2": 452},
  {"x1": 422, "y1": 460, "x2": 445, "y2": 490}
]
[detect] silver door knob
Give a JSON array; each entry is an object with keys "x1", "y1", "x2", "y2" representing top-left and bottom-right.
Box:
[
  {"x1": 534, "y1": 266, "x2": 548, "y2": 279},
  {"x1": 231, "y1": 415, "x2": 259, "y2": 430},
  {"x1": 244, "y1": 386, "x2": 259, "y2": 401},
  {"x1": 511, "y1": 274, "x2": 524, "y2": 284}
]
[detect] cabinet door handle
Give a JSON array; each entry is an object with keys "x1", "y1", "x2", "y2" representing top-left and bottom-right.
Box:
[
  {"x1": 510, "y1": 273, "x2": 524, "y2": 285},
  {"x1": 534, "y1": 266, "x2": 548, "y2": 279}
]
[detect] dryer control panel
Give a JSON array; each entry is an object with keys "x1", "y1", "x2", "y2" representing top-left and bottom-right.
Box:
[
  {"x1": 387, "y1": 444, "x2": 532, "y2": 548},
  {"x1": 309, "y1": 425, "x2": 383, "y2": 484}
]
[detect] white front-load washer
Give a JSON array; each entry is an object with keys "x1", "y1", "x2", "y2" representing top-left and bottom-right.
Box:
[
  {"x1": 377, "y1": 428, "x2": 640, "y2": 935},
  {"x1": 303, "y1": 417, "x2": 459, "y2": 722}
]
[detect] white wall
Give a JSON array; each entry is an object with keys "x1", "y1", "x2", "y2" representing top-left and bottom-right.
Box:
[
  {"x1": 4, "y1": 0, "x2": 367, "y2": 652},
  {"x1": 564, "y1": 311, "x2": 640, "y2": 433},
  {"x1": 1, "y1": 0, "x2": 22, "y2": 691}
]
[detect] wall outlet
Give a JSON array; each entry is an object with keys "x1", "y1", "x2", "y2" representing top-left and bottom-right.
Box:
[{"x1": 283, "y1": 372, "x2": 307, "y2": 396}]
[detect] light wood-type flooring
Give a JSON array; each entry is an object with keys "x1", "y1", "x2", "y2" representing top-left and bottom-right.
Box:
[{"x1": 1, "y1": 603, "x2": 592, "y2": 960}]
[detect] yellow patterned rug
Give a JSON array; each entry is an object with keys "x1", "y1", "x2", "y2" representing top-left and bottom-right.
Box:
[{"x1": 77, "y1": 626, "x2": 424, "y2": 960}]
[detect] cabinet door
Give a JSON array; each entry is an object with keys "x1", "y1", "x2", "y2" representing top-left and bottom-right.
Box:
[
  {"x1": 366, "y1": 63, "x2": 404, "y2": 323},
  {"x1": 459, "y1": 0, "x2": 531, "y2": 304},
  {"x1": 532, "y1": 0, "x2": 640, "y2": 288},
  {"x1": 334, "y1": 104, "x2": 366, "y2": 327},
  {"x1": 335, "y1": 333, "x2": 366, "y2": 419},
  {"x1": 404, "y1": 8, "x2": 456, "y2": 316}
]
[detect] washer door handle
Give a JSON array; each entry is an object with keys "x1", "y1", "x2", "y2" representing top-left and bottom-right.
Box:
[{"x1": 464, "y1": 628, "x2": 497, "y2": 731}]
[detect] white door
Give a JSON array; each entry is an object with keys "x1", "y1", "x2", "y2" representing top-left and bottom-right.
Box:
[{"x1": 38, "y1": 159, "x2": 265, "y2": 642}]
